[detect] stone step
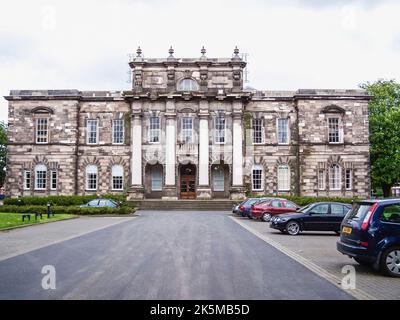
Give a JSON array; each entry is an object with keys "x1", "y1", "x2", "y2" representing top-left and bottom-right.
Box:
[{"x1": 130, "y1": 200, "x2": 240, "y2": 211}]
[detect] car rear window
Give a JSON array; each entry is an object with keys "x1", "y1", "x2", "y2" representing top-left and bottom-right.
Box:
[
  {"x1": 346, "y1": 203, "x2": 373, "y2": 220},
  {"x1": 381, "y1": 204, "x2": 400, "y2": 224},
  {"x1": 246, "y1": 199, "x2": 260, "y2": 205}
]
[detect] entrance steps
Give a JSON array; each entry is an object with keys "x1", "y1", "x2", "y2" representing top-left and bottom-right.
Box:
[{"x1": 131, "y1": 199, "x2": 240, "y2": 211}]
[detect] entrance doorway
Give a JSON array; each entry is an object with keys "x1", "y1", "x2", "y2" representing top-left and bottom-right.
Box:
[{"x1": 180, "y1": 164, "x2": 196, "y2": 199}]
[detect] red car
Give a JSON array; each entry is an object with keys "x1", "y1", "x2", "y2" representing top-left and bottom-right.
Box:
[{"x1": 251, "y1": 198, "x2": 299, "y2": 222}]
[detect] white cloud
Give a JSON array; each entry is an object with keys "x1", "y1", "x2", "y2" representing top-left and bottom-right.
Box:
[{"x1": 1, "y1": 0, "x2": 400, "y2": 121}]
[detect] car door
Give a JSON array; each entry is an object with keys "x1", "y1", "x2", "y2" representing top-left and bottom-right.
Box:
[
  {"x1": 269, "y1": 200, "x2": 284, "y2": 215},
  {"x1": 303, "y1": 203, "x2": 330, "y2": 231},
  {"x1": 330, "y1": 204, "x2": 349, "y2": 231}
]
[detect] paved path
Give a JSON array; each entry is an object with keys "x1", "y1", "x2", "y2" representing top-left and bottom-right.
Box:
[{"x1": 0, "y1": 211, "x2": 352, "y2": 300}]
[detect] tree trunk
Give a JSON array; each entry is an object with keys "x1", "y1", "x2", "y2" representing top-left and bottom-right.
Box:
[{"x1": 382, "y1": 184, "x2": 392, "y2": 198}]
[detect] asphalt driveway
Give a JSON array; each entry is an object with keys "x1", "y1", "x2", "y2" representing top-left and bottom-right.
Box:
[{"x1": 0, "y1": 211, "x2": 353, "y2": 300}]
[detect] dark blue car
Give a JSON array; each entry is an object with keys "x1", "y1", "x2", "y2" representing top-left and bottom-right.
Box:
[
  {"x1": 234, "y1": 198, "x2": 272, "y2": 218},
  {"x1": 337, "y1": 199, "x2": 400, "y2": 277}
]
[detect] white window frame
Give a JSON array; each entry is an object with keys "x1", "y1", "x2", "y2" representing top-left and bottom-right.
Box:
[
  {"x1": 151, "y1": 166, "x2": 163, "y2": 191},
  {"x1": 149, "y1": 116, "x2": 161, "y2": 144},
  {"x1": 50, "y1": 170, "x2": 57, "y2": 191},
  {"x1": 86, "y1": 165, "x2": 98, "y2": 191},
  {"x1": 112, "y1": 119, "x2": 124, "y2": 145},
  {"x1": 328, "y1": 117, "x2": 343, "y2": 144},
  {"x1": 36, "y1": 118, "x2": 49, "y2": 144},
  {"x1": 318, "y1": 169, "x2": 326, "y2": 190},
  {"x1": 86, "y1": 119, "x2": 98, "y2": 145},
  {"x1": 345, "y1": 169, "x2": 353, "y2": 190},
  {"x1": 181, "y1": 117, "x2": 193, "y2": 144},
  {"x1": 213, "y1": 167, "x2": 225, "y2": 192},
  {"x1": 277, "y1": 118, "x2": 289, "y2": 145},
  {"x1": 252, "y1": 118, "x2": 264, "y2": 145},
  {"x1": 34, "y1": 164, "x2": 47, "y2": 190},
  {"x1": 23, "y1": 170, "x2": 31, "y2": 190},
  {"x1": 112, "y1": 165, "x2": 124, "y2": 191},
  {"x1": 214, "y1": 116, "x2": 226, "y2": 144},
  {"x1": 329, "y1": 164, "x2": 341, "y2": 191},
  {"x1": 252, "y1": 165, "x2": 264, "y2": 192},
  {"x1": 278, "y1": 165, "x2": 290, "y2": 191}
]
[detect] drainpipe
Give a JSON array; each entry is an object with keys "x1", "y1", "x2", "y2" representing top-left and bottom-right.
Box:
[
  {"x1": 74, "y1": 99, "x2": 81, "y2": 195},
  {"x1": 295, "y1": 101, "x2": 301, "y2": 197}
]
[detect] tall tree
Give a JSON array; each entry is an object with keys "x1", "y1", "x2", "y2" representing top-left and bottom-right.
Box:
[
  {"x1": 361, "y1": 80, "x2": 400, "y2": 197},
  {"x1": 0, "y1": 121, "x2": 7, "y2": 187}
]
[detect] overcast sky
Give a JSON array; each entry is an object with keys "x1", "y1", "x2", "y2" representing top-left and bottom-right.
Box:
[{"x1": 1, "y1": 0, "x2": 399, "y2": 121}]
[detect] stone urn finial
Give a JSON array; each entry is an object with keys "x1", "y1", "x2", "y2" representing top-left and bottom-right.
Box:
[
  {"x1": 201, "y1": 46, "x2": 206, "y2": 56},
  {"x1": 136, "y1": 46, "x2": 142, "y2": 58},
  {"x1": 234, "y1": 46, "x2": 239, "y2": 56},
  {"x1": 168, "y1": 46, "x2": 174, "y2": 58}
]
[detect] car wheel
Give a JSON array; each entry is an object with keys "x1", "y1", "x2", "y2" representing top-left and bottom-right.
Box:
[
  {"x1": 354, "y1": 258, "x2": 373, "y2": 266},
  {"x1": 286, "y1": 221, "x2": 301, "y2": 236},
  {"x1": 262, "y1": 213, "x2": 272, "y2": 222},
  {"x1": 380, "y1": 247, "x2": 400, "y2": 277}
]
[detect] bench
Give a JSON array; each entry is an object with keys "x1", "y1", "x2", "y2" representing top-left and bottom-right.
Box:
[
  {"x1": 22, "y1": 214, "x2": 31, "y2": 222},
  {"x1": 47, "y1": 210, "x2": 55, "y2": 219},
  {"x1": 34, "y1": 213, "x2": 43, "y2": 220}
]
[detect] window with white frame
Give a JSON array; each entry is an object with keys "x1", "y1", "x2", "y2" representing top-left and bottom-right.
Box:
[
  {"x1": 215, "y1": 116, "x2": 225, "y2": 144},
  {"x1": 112, "y1": 119, "x2": 124, "y2": 144},
  {"x1": 149, "y1": 117, "x2": 160, "y2": 143},
  {"x1": 328, "y1": 118, "x2": 342, "y2": 143},
  {"x1": 36, "y1": 118, "x2": 49, "y2": 144},
  {"x1": 252, "y1": 165, "x2": 264, "y2": 191},
  {"x1": 252, "y1": 118, "x2": 264, "y2": 144},
  {"x1": 329, "y1": 164, "x2": 341, "y2": 190},
  {"x1": 278, "y1": 165, "x2": 290, "y2": 191},
  {"x1": 151, "y1": 166, "x2": 163, "y2": 191},
  {"x1": 50, "y1": 170, "x2": 57, "y2": 190},
  {"x1": 112, "y1": 165, "x2": 124, "y2": 190},
  {"x1": 318, "y1": 170, "x2": 326, "y2": 190},
  {"x1": 277, "y1": 118, "x2": 289, "y2": 144},
  {"x1": 35, "y1": 164, "x2": 47, "y2": 190},
  {"x1": 24, "y1": 171, "x2": 31, "y2": 190},
  {"x1": 177, "y1": 78, "x2": 199, "y2": 91},
  {"x1": 181, "y1": 117, "x2": 193, "y2": 143},
  {"x1": 86, "y1": 165, "x2": 98, "y2": 191},
  {"x1": 87, "y1": 119, "x2": 98, "y2": 144},
  {"x1": 213, "y1": 167, "x2": 225, "y2": 192},
  {"x1": 345, "y1": 169, "x2": 353, "y2": 190}
]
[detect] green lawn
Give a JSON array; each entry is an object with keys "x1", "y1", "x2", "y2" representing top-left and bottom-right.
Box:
[{"x1": 0, "y1": 213, "x2": 77, "y2": 230}]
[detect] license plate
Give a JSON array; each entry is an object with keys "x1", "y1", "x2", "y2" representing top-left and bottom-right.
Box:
[{"x1": 342, "y1": 226, "x2": 352, "y2": 234}]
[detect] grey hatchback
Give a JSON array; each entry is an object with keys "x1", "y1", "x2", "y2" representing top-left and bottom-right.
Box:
[{"x1": 80, "y1": 198, "x2": 119, "y2": 208}]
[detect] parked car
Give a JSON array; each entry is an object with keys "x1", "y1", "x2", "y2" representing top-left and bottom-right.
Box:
[
  {"x1": 270, "y1": 202, "x2": 352, "y2": 235},
  {"x1": 79, "y1": 198, "x2": 120, "y2": 208},
  {"x1": 234, "y1": 198, "x2": 273, "y2": 218},
  {"x1": 251, "y1": 198, "x2": 299, "y2": 222},
  {"x1": 337, "y1": 199, "x2": 400, "y2": 277}
]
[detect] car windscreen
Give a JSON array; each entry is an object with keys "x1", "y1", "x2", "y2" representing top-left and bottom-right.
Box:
[
  {"x1": 298, "y1": 204, "x2": 311, "y2": 213},
  {"x1": 346, "y1": 203, "x2": 373, "y2": 220},
  {"x1": 245, "y1": 199, "x2": 260, "y2": 206}
]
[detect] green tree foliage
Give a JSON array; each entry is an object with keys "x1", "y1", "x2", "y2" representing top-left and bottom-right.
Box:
[
  {"x1": 0, "y1": 122, "x2": 7, "y2": 187},
  {"x1": 361, "y1": 80, "x2": 400, "y2": 197}
]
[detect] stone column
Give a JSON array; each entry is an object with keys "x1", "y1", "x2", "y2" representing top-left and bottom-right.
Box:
[
  {"x1": 197, "y1": 113, "x2": 212, "y2": 199},
  {"x1": 163, "y1": 104, "x2": 178, "y2": 199},
  {"x1": 128, "y1": 113, "x2": 144, "y2": 200},
  {"x1": 231, "y1": 102, "x2": 246, "y2": 200}
]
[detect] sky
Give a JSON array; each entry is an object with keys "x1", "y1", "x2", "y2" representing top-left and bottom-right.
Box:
[{"x1": 0, "y1": 0, "x2": 399, "y2": 122}]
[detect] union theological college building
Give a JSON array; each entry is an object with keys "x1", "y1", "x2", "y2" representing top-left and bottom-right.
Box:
[{"x1": 4, "y1": 47, "x2": 371, "y2": 200}]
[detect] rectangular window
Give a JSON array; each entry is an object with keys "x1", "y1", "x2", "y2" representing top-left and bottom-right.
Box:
[
  {"x1": 278, "y1": 166, "x2": 290, "y2": 191},
  {"x1": 181, "y1": 117, "x2": 193, "y2": 143},
  {"x1": 151, "y1": 167, "x2": 163, "y2": 191},
  {"x1": 112, "y1": 176, "x2": 123, "y2": 190},
  {"x1": 51, "y1": 171, "x2": 57, "y2": 190},
  {"x1": 215, "y1": 117, "x2": 225, "y2": 144},
  {"x1": 87, "y1": 119, "x2": 98, "y2": 144},
  {"x1": 149, "y1": 117, "x2": 160, "y2": 143},
  {"x1": 329, "y1": 165, "x2": 341, "y2": 191},
  {"x1": 277, "y1": 118, "x2": 289, "y2": 144},
  {"x1": 345, "y1": 169, "x2": 353, "y2": 190},
  {"x1": 112, "y1": 119, "x2": 124, "y2": 144},
  {"x1": 24, "y1": 171, "x2": 31, "y2": 190},
  {"x1": 328, "y1": 118, "x2": 341, "y2": 143},
  {"x1": 87, "y1": 173, "x2": 97, "y2": 190},
  {"x1": 252, "y1": 118, "x2": 264, "y2": 144},
  {"x1": 36, "y1": 118, "x2": 49, "y2": 144},
  {"x1": 213, "y1": 168, "x2": 225, "y2": 192},
  {"x1": 318, "y1": 170, "x2": 326, "y2": 190},
  {"x1": 35, "y1": 170, "x2": 47, "y2": 190},
  {"x1": 252, "y1": 168, "x2": 263, "y2": 191}
]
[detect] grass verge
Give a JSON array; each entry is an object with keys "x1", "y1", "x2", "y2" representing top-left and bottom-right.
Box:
[{"x1": 0, "y1": 213, "x2": 77, "y2": 230}]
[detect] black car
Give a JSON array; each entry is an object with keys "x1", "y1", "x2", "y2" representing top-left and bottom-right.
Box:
[
  {"x1": 270, "y1": 202, "x2": 352, "y2": 235},
  {"x1": 337, "y1": 199, "x2": 400, "y2": 277}
]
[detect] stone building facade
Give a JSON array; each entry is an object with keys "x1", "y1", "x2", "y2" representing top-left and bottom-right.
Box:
[{"x1": 4, "y1": 47, "x2": 371, "y2": 200}]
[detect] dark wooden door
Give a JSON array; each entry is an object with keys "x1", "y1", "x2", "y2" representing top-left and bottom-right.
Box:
[{"x1": 180, "y1": 175, "x2": 196, "y2": 199}]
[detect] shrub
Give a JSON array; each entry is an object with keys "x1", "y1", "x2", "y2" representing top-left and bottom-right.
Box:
[
  {"x1": 3, "y1": 194, "x2": 128, "y2": 207},
  {"x1": 247, "y1": 194, "x2": 359, "y2": 207},
  {"x1": 0, "y1": 205, "x2": 135, "y2": 215}
]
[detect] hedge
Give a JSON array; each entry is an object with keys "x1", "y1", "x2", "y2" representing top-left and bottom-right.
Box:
[
  {"x1": 3, "y1": 194, "x2": 128, "y2": 207},
  {"x1": 0, "y1": 205, "x2": 135, "y2": 216},
  {"x1": 248, "y1": 194, "x2": 359, "y2": 207}
]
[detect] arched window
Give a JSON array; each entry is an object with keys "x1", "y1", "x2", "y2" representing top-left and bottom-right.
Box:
[
  {"x1": 252, "y1": 164, "x2": 264, "y2": 191},
  {"x1": 278, "y1": 165, "x2": 290, "y2": 191},
  {"x1": 329, "y1": 164, "x2": 341, "y2": 190},
  {"x1": 177, "y1": 78, "x2": 199, "y2": 92},
  {"x1": 35, "y1": 164, "x2": 47, "y2": 190},
  {"x1": 86, "y1": 165, "x2": 98, "y2": 191},
  {"x1": 112, "y1": 165, "x2": 124, "y2": 190}
]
